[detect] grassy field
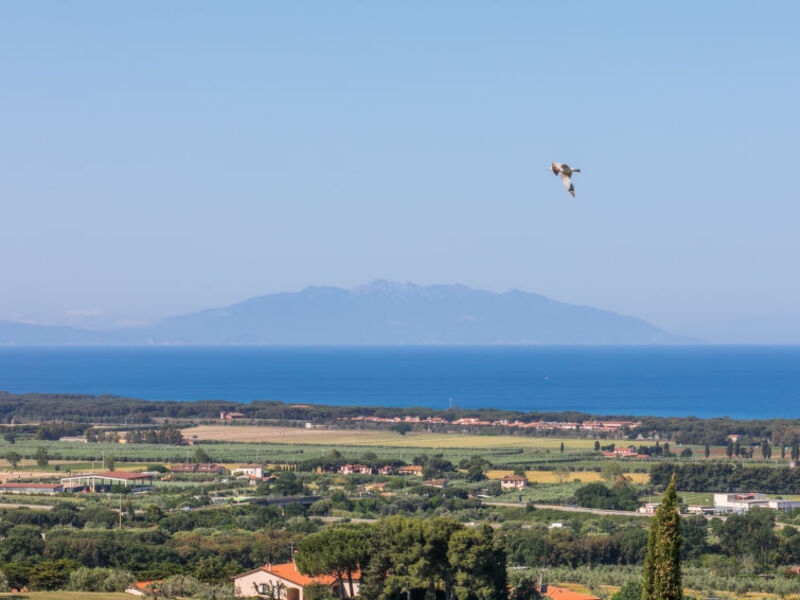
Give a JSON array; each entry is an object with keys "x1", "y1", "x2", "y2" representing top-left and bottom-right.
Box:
[
  {"x1": 677, "y1": 491, "x2": 713, "y2": 505},
  {"x1": 184, "y1": 425, "x2": 599, "y2": 449},
  {"x1": 487, "y1": 469, "x2": 650, "y2": 484}
]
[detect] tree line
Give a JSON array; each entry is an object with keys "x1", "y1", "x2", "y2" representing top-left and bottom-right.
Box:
[
  {"x1": 651, "y1": 463, "x2": 800, "y2": 493},
  {"x1": 6, "y1": 392, "x2": 800, "y2": 445}
]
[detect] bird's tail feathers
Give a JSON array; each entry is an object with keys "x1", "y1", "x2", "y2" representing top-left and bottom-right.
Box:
[{"x1": 572, "y1": 169, "x2": 581, "y2": 173}]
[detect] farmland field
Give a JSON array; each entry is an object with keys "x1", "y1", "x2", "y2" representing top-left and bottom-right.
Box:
[
  {"x1": 678, "y1": 491, "x2": 714, "y2": 505},
  {"x1": 183, "y1": 425, "x2": 599, "y2": 449},
  {"x1": 487, "y1": 469, "x2": 650, "y2": 484}
]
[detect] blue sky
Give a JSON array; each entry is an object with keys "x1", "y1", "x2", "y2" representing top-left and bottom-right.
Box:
[{"x1": 1, "y1": 2, "x2": 798, "y2": 342}]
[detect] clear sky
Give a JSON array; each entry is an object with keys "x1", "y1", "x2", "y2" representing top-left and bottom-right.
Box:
[{"x1": 1, "y1": 2, "x2": 798, "y2": 342}]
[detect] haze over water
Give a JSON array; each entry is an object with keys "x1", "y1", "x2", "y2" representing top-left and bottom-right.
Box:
[{"x1": 1, "y1": 346, "x2": 799, "y2": 419}]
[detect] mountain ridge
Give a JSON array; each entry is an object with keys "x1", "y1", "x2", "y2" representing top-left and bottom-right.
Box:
[{"x1": 0, "y1": 280, "x2": 688, "y2": 345}]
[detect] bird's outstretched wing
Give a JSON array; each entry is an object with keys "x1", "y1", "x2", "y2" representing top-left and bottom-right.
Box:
[{"x1": 560, "y1": 173, "x2": 575, "y2": 197}]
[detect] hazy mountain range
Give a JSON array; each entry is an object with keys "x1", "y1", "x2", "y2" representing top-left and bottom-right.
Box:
[{"x1": 0, "y1": 280, "x2": 686, "y2": 345}]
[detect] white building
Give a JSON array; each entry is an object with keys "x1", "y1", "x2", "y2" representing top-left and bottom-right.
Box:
[
  {"x1": 713, "y1": 493, "x2": 800, "y2": 514},
  {"x1": 768, "y1": 499, "x2": 800, "y2": 511},
  {"x1": 500, "y1": 475, "x2": 529, "y2": 490},
  {"x1": 232, "y1": 465, "x2": 264, "y2": 479},
  {"x1": 638, "y1": 502, "x2": 661, "y2": 514}
]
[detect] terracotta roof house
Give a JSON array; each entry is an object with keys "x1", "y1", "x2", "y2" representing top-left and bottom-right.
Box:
[
  {"x1": 424, "y1": 479, "x2": 448, "y2": 488},
  {"x1": 233, "y1": 561, "x2": 360, "y2": 599}
]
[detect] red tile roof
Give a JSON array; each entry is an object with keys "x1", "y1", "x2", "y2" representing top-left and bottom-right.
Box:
[
  {"x1": 131, "y1": 580, "x2": 161, "y2": 590},
  {"x1": 543, "y1": 587, "x2": 600, "y2": 600},
  {"x1": 251, "y1": 562, "x2": 361, "y2": 587}
]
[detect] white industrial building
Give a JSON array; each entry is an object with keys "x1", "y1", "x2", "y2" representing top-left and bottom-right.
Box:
[{"x1": 713, "y1": 493, "x2": 800, "y2": 514}]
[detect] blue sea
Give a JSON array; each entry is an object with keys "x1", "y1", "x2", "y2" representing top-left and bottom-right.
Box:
[{"x1": 0, "y1": 346, "x2": 799, "y2": 419}]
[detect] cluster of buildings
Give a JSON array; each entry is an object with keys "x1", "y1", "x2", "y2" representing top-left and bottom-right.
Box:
[
  {"x1": 344, "y1": 415, "x2": 446, "y2": 425},
  {"x1": 323, "y1": 464, "x2": 425, "y2": 476},
  {"x1": 341, "y1": 415, "x2": 641, "y2": 433},
  {"x1": 712, "y1": 493, "x2": 800, "y2": 514},
  {"x1": 640, "y1": 493, "x2": 800, "y2": 516}
]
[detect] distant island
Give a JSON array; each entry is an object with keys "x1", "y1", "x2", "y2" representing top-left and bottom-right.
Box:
[{"x1": 0, "y1": 280, "x2": 686, "y2": 345}]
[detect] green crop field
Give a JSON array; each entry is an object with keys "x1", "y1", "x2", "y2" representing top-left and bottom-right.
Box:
[
  {"x1": 184, "y1": 424, "x2": 601, "y2": 449},
  {"x1": 0, "y1": 435, "x2": 600, "y2": 468}
]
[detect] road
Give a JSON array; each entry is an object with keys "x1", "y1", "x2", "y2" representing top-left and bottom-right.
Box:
[{"x1": 483, "y1": 500, "x2": 651, "y2": 517}]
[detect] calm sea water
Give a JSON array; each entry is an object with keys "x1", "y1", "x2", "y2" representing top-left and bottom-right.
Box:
[{"x1": 0, "y1": 346, "x2": 798, "y2": 419}]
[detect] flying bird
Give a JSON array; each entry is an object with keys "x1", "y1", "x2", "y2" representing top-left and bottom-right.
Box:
[{"x1": 551, "y1": 162, "x2": 581, "y2": 197}]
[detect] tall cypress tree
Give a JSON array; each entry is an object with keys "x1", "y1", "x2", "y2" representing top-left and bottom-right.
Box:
[
  {"x1": 642, "y1": 474, "x2": 682, "y2": 600},
  {"x1": 641, "y1": 515, "x2": 657, "y2": 600}
]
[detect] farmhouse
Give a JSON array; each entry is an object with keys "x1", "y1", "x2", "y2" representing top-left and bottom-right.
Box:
[
  {"x1": 602, "y1": 447, "x2": 646, "y2": 458},
  {"x1": 233, "y1": 561, "x2": 360, "y2": 599},
  {"x1": 233, "y1": 464, "x2": 264, "y2": 479},
  {"x1": 424, "y1": 479, "x2": 448, "y2": 488},
  {"x1": 0, "y1": 482, "x2": 64, "y2": 494},
  {"x1": 500, "y1": 475, "x2": 529, "y2": 490}
]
